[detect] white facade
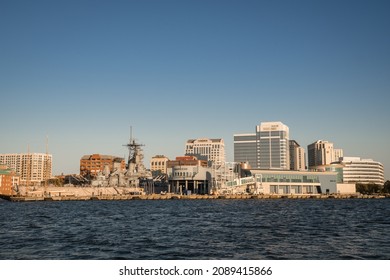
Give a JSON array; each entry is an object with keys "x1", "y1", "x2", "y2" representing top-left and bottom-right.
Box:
[
  {"x1": 150, "y1": 155, "x2": 169, "y2": 174},
  {"x1": 167, "y1": 164, "x2": 212, "y2": 194},
  {"x1": 333, "y1": 148, "x2": 344, "y2": 162},
  {"x1": 0, "y1": 153, "x2": 52, "y2": 184},
  {"x1": 185, "y1": 138, "x2": 225, "y2": 165},
  {"x1": 289, "y1": 140, "x2": 306, "y2": 171},
  {"x1": 250, "y1": 169, "x2": 339, "y2": 194},
  {"x1": 338, "y1": 157, "x2": 384, "y2": 185},
  {"x1": 308, "y1": 140, "x2": 343, "y2": 168}
]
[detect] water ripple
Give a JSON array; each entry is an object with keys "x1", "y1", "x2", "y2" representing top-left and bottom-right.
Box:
[{"x1": 0, "y1": 199, "x2": 389, "y2": 259}]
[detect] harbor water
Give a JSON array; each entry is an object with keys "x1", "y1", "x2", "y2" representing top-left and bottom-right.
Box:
[{"x1": 0, "y1": 199, "x2": 389, "y2": 259}]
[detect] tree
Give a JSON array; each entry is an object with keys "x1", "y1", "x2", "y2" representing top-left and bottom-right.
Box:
[
  {"x1": 383, "y1": 180, "x2": 390, "y2": 193},
  {"x1": 356, "y1": 183, "x2": 383, "y2": 194}
]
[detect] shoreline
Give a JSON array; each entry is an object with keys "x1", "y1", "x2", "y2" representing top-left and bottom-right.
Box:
[{"x1": 0, "y1": 193, "x2": 388, "y2": 202}]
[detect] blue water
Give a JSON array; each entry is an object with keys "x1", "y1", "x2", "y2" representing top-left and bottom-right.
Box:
[{"x1": 0, "y1": 198, "x2": 389, "y2": 259}]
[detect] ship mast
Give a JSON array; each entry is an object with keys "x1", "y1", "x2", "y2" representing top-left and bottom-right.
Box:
[{"x1": 123, "y1": 126, "x2": 145, "y2": 173}]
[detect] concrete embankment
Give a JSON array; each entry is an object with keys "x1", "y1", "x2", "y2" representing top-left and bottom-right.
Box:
[{"x1": 0, "y1": 193, "x2": 387, "y2": 202}]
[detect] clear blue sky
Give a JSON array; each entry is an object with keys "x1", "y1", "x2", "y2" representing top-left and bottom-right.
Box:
[{"x1": 1, "y1": 0, "x2": 389, "y2": 179}]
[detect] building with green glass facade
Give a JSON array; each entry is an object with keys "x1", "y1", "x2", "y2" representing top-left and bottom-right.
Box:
[{"x1": 249, "y1": 169, "x2": 339, "y2": 194}]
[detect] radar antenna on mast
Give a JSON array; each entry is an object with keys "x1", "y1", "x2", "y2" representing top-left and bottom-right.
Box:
[{"x1": 122, "y1": 126, "x2": 145, "y2": 171}]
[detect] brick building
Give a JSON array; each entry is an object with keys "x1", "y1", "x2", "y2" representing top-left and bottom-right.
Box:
[
  {"x1": 0, "y1": 165, "x2": 19, "y2": 196},
  {"x1": 80, "y1": 154, "x2": 126, "y2": 177}
]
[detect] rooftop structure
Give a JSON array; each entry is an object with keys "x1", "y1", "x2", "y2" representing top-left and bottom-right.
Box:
[{"x1": 167, "y1": 156, "x2": 208, "y2": 168}]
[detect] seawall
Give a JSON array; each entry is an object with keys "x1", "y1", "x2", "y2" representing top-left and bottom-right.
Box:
[{"x1": 0, "y1": 193, "x2": 387, "y2": 202}]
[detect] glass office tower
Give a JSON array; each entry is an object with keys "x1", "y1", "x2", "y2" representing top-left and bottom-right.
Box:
[
  {"x1": 234, "y1": 121, "x2": 290, "y2": 170},
  {"x1": 257, "y1": 122, "x2": 290, "y2": 170}
]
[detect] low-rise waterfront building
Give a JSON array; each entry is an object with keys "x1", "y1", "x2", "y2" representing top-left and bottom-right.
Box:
[
  {"x1": 80, "y1": 154, "x2": 126, "y2": 177},
  {"x1": 249, "y1": 169, "x2": 341, "y2": 194},
  {"x1": 167, "y1": 156, "x2": 211, "y2": 194},
  {"x1": 0, "y1": 165, "x2": 20, "y2": 196},
  {"x1": 218, "y1": 164, "x2": 355, "y2": 195},
  {"x1": 327, "y1": 157, "x2": 384, "y2": 186}
]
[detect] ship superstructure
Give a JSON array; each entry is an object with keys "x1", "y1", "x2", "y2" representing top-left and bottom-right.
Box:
[
  {"x1": 123, "y1": 133, "x2": 152, "y2": 187},
  {"x1": 91, "y1": 129, "x2": 152, "y2": 192}
]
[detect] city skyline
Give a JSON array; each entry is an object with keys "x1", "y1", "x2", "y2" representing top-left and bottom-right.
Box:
[{"x1": 1, "y1": 0, "x2": 389, "y2": 179}]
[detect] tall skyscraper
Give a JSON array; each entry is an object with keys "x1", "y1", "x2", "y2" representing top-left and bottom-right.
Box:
[
  {"x1": 307, "y1": 140, "x2": 343, "y2": 169},
  {"x1": 234, "y1": 121, "x2": 290, "y2": 170},
  {"x1": 258, "y1": 122, "x2": 290, "y2": 170},
  {"x1": 233, "y1": 133, "x2": 257, "y2": 168},
  {"x1": 185, "y1": 138, "x2": 225, "y2": 165}
]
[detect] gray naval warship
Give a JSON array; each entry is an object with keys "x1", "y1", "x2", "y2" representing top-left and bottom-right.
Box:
[{"x1": 91, "y1": 132, "x2": 153, "y2": 194}]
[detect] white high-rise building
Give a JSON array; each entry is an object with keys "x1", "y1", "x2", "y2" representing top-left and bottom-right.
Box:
[
  {"x1": 333, "y1": 148, "x2": 344, "y2": 162},
  {"x1": 185, "y1": 138, "x2": 225, "y2": 165},
  {"x1": 307, "y1": 140, "x2": 343, "y2": 169},
  {"x1": 289, "y1": 140, "x2": 306, "y2": 171},
  {"x1": 0, "y1": 153, "x2": 52, "y2": 184}
]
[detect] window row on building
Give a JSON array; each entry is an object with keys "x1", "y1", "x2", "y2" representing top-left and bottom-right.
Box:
[
  {"x1": 0, "y1": 153, "x2": 52, "y2": 184},
  {"x1": 80, "y1": 154, "x2": 126, "y2": 177}
]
